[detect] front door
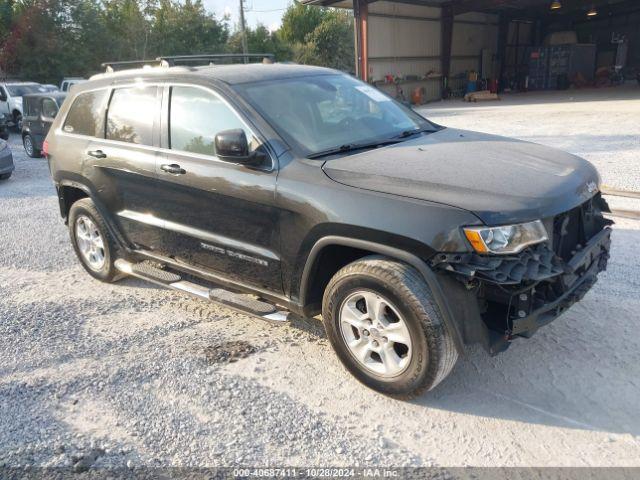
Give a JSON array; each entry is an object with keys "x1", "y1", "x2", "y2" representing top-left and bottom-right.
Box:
[{"x1": 153, "y1": 85, "x2": 282, "y2": 293}]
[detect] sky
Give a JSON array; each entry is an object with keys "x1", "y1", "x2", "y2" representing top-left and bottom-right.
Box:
[{"x1": 202, "y1": 0, "x2": 293, "y2": 32}]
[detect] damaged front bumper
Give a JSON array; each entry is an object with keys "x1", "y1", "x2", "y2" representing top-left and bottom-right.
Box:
[
  {"x1": 510, "y1": 227, "x2": 610, "y2": 336},
  {"x1": 432, "y1": 195, "x2": 613, "y2": 355}
]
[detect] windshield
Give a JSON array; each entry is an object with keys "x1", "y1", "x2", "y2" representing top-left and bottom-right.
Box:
[
  {"x1": 6, "y1": 84, "x2": 42, "y2": 97},
  {"x1": 236, "y1": 74, "x2": 435, "y2": 156}
]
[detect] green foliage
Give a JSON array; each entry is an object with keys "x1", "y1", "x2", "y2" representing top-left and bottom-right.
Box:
[
  {"x1": 0, "y1": 0, "x2": 14, "y2": 41},
  {"x1": 297, "y1": 10, "x2": 354, "y2": 72},
  {"x1": 227, "y1": 24, "x2": 292, "y2": 62},
  {"x1": 279, "y1": 1, "x2": 328, "y2": 45},
  {"x1": 281, "y1": 2, "x2": 354, "y2": 73},
  {"x1": 148, "y1": 0, "x2": 229, "y2": 57},
  {"x1": 0, "y1": 0, "x2": 354, "y2": 83}
]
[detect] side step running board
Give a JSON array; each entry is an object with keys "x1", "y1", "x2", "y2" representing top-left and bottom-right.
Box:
[{"x1": 115, "y1": 259, "x2": 289, "y2": 322}]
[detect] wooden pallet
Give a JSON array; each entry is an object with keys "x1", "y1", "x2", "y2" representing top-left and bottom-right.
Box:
[{"x1": 464, "y1": 90, "x2": 500, "y2": 102}]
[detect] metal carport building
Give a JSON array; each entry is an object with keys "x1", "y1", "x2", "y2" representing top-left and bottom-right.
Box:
[{"x1": 302, "y1": 0, "x2": 640, "y2": 102}]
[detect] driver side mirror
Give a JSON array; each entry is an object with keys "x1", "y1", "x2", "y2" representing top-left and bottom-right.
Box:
[
  {"x1": 0, "y1": 92, "x2": 7, "y2": 102},
  {"x1": 214, "y1": 129, "x2": 266, "y2": 167}
]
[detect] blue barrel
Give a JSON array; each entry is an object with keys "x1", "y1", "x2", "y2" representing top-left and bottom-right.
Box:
[{"x1": 466, "y1": 81, "x2": 477, "y2": 93}]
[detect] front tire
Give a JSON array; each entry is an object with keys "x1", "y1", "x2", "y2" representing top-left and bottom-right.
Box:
[
  {"x1": 0, "y1": 172, "x2": 11, "y2": 180},
  {"x1": 12, "y1": 112, "x2": 22, "y2": 132},
  {"x1": 23, "y1": 134, "x2": 41, "y2": 158},
  {"x1": 69, "y1": 198, "x2": 121, "y2": 283},
  {"x1": 322, "y1": 256, "x2": 458, "y2": 396}
]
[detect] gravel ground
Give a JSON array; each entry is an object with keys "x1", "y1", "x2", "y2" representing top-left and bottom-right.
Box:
[
  {"x1": 1, "y1": 86, "x2": 640, "y2": 471},
  {"x1": 418, "y1": 84, "x2": 640, "y2": 193}
]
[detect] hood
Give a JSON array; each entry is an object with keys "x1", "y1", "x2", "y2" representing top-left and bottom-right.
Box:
[{"x1": 322, "y1": 128, "x2": 600, "y2": 225}]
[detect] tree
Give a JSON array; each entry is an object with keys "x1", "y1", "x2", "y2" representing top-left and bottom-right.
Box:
[
  {"x1": 279, "y1": 1, "x2": 327, "y2": 45},
  {"x1": 149, "y1": 0, "x2": 229, "y2": 57},
  {"x1": 0, "y1": 0, "x2": 355, "y2": 83},
  {"x1": 227, "y1": 24, "x2": 291, "y2": 62},
  {"x1": 298, "y1": 10, "x2": 353, "y2": 72},
  {"x1": 280, "y1": 2, "x2": 354, "y2": 72},
  {"x1": 102, "y1": 0, "x2": 151, "y2": 61},
  {"x1": 0, "y1": 0, "x2": 14, "y2": 42}
]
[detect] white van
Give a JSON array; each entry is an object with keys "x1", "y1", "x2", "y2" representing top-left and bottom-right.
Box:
[{"x1": 60, "y1": 78, "x2": 86, "y2": 92}]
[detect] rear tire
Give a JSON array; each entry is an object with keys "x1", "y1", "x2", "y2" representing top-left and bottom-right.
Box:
[
  {"x1": 23, "y1": 134, "x2": 41, "y2": 158},
  {"x1": 322, "y1": 256, "x2": 458, "y2": 396},
  {"x1": 69, "y1": 198, "x2": 121, "y2": 283}
]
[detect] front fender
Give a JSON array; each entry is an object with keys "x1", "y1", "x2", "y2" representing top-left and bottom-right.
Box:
[{"x1": 299, "y1": 235, "x2": 465, "y2": 354}]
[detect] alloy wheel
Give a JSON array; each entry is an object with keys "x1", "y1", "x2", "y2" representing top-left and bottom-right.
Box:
[
  {"x1": 24, "y1": 136, "x2": 33, "y2": 156},
  {"x1": 339, "y1": 290, "x2": 412, "y2": 377},
  {"x1": 75, "y1": 215, "x2": 106, "y2": 271}
]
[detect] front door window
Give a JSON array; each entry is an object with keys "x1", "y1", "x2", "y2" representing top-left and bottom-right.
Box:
[{"x1": 169, "y1": 86, "x2": 259, "y2": 156}]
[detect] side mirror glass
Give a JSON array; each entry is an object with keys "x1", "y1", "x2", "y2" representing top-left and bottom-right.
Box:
[
  {"x1": 214, "y1": 129, "x2": 266, "y2": 167},
  {"x1": 0, "y1": 93, "x2": 7, "y2": 102}
]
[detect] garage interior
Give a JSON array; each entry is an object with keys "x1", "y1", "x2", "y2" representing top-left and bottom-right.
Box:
[{"x1": 303, "y1": 0, "x2": 640, "y2": 103}]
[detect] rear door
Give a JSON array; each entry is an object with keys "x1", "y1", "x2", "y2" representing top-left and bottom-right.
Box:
[
  {"x1": 39, "y1": 97, "x2": 60, "y2": 146},
  {"x1": 76, "y1": 85, "x2": 163, "y2": 249},
  {"x1": 23, "y1": 96, "x2": 39, "y2": 138},
  {"x1": 152, "y1": 84, "x2": 282, "y2": 292}
]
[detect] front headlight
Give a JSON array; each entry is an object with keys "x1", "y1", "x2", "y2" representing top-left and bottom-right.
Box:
[{"x1": 463, "y1": 220, "x2": 548, "y2": 254}]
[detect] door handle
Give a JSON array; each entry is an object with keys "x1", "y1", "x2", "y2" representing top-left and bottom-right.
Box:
[
  {"x1": 87, "y1": 150, "x2": 107, "y2": 159},
  {"x1": 161, "y1": 163, "x2": 187, "y2": 175}
]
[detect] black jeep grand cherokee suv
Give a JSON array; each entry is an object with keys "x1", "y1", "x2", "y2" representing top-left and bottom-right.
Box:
[{"x1": 46, "y1": 62, "x2": 612, "y2": 395}]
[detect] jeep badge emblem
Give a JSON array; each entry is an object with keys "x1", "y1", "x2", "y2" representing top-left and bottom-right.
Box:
[{"x1": 586, "y1": 181, "x2": 597, "y2": 194}]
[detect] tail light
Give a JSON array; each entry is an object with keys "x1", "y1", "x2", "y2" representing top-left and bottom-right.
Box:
[{"x1": 42, "y1": 140, "x2": 49, "y2": 158}]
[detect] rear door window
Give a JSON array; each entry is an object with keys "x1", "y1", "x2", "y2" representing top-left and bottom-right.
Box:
[
  {"x1": 63, "y1": 90, "x2": 108, "y2": 137},
  {"x1": 25, "y1": 98, "x2": 41, "y2": 117},
  {"x1": 106, "y1": 86, "x2": 157, "y2": 146}
]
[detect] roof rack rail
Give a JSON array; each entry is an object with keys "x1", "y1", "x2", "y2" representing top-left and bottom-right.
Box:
[
  {"x1": 157, "y1": 53, "x2": 275, "y2": 66},
  {"x1": 101, "y1": 59, "x2": 162, "y2": 73},
  {"x1": 100, "y1": 53, "x2": 276, "y2": 74}
]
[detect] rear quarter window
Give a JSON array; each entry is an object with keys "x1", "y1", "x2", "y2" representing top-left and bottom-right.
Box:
[
  {"x1": 42, "y1": 98, "x2": 59, "y2": 118},
  {"x1": 63, "y1": 90, "x2": 108, "y2": 137}
]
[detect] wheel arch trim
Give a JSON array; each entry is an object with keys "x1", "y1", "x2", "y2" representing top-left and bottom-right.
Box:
[
  {"x1": 57, "y1": 179, "x2": 131, "y2": 253},
  {"x1": 300, "y1": 236, "x2": 465, "y2": 354}
]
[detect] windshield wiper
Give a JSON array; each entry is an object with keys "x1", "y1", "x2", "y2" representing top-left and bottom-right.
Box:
[
  {"x1": 393, "y1": 127, "x2": 437, "y2": 139},
  {"x1": 307, "y1": 127, "x2": 438, "y2": 159},
  {"x1": 307, "y1": 139, "x2": 402, "y2": 159}
]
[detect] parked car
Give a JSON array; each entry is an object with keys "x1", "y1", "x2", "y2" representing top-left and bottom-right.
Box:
[
  {"x1": 46, "y1": 61, "x2": 612, "y2": 395},
  {"x1": 0, "y1": 82, "x2": 43, "y2": 129},
  {"x1": 60, "y1": 78, "x2": 86, "y2": 92},
  {"x1": 0, "y1": 113, "x2": 9, "y2": 140},
  {"x1": 22, "y1": 92, "x2": 67, "y2": 158},
  {"x1": 0, "y1": 138, "x2": 14, "y2": 180}
]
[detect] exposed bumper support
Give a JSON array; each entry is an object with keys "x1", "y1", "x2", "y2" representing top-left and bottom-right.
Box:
[
  {"x1": 512, "y1": 227, "x2": 611, "y2": 336},
  {"x1": 432, "y1": 226, "x2": 612, "y2": 354}
]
